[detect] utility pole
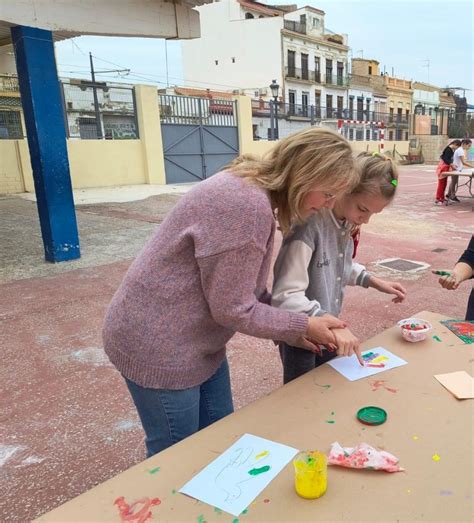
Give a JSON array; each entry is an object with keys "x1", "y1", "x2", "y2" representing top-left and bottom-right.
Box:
[{"x1": 89, "y1": 52, "x2": 103, "y2": 139}]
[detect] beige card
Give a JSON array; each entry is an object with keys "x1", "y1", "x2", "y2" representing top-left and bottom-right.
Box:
[{"x1": 434, "y1": 371, "x2": 474, "y2": 399}]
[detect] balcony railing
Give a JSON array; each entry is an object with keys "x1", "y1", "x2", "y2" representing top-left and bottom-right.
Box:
[
  {"x1": 283, "y1": 20, "x2": 306, "y2": 34},
  {"x1": 0, "y1": 74, "x2": 20, "y2": 93},
  {"x1": 285, "y1": 68, "x2": 348, "y2": 86}
]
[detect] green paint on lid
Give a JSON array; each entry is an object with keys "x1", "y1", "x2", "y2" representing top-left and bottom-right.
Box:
[
  {"x1": 357, "y1": 406, "x2": 387, "y2": 426},
  {"x1": 214, "y1": 507, "x2": 222, "y2": 514},
  {"x1": 242, "y1": 508, "x2": 248, "y2": 514},
  {"x1": 197, "y1": 515, "x2": 206, "y2": 523},
  {"x1": 325, "y1": 420, "x2": 335, "y2": 424},
  {"x1": 433, "y1": 335, "x2": 442, "y2": 342},
  {"x1": 171, "y1": 489, "x2": 177, "y2": 495},
  {"x1": 149, "y1": 467, "x2": 160, "y2": 474}
]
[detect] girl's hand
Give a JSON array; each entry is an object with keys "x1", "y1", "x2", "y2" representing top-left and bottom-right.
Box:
[
  {"x1": 370, "y1": 277, "x2": 407, "y2": 303},
  {"x1": 294, "y1": 336, "x2": 323, "y2": 355},
  {"x1": 306, "y1": 314, "x2": 345, "y2": 346},
  {"x1": 332, "y1": 328, "x2": 364, "y2": 366},
  {"x1": 433, "y1": 270, "x2": 460, "y2": 290}
]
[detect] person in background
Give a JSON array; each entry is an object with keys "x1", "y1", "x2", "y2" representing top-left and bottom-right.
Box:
[
  {"x1": 446, "y1": 139, "x2": 474, "y2": 202},
  {"x1": 434, "y1": 139, "x2": 461, "y2": 205},
  {"x1": 433, "y1": 235, "x2": 474, "y2": 320}
]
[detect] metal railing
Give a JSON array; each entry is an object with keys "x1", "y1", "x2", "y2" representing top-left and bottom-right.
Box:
[
  {"x1": 0, "y1": 110, "x2": 23, "y2": 139},
  {"x1": 159, "y1": 94, "x2": 237, "y2": 126},
  {"x1": 285, "y1": 68, "x2": 348, "y2": 86},
  {"x1": 61, "y1": 80, "x2": 139, "y2": 140},
  {"x1": 0, "y1": 74, "x2": 19, "y2": 93},
  {"x1": 283, "y1": 20, "x2": 306, "y2": 34}
]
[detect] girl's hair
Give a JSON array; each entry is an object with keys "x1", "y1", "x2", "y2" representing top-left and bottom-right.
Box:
[
  {"x1": 450, "y1": 139, "x2": 462, "y2": 146},
  {"x1": 227, "y1": 127, "x2": 359, "y2": 235},
  {"x1": 461, "y1": 139, "x2": 472, "y2": 146},
  {"x1": 351, "y1": 152, "x2": 399, "y2": 201}
]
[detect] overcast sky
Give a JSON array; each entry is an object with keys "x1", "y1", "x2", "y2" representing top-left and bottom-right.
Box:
[{"x1": 55, "y1": 0, "x2": 473, "y2": 103}]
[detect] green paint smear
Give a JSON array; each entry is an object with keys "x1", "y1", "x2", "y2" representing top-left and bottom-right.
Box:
[
  {"x1": 315, "y1": 383, "x2": 331, "y2": 389},
  {"x1": 214, "y1": 507, "x2": 222, "y2": 514},
  {"x1": 326, "y1": 420, "x2": 335, "y2": 424},
  {"x1": 232, "y1": 519, "x2": 239, "y2": 523},
  {"x1": 149, "y1": 467, "x2": 160, "y2": 474},
  {"x1": 197, "y1": 516, "x2": 206, "y2": 523},
  {"x1": 242, "y1": 508, "x2": 248, "y2": 514},
  {"x1": 433, "y1": 335, "x2": 442, "y2": 342},
  {"x1": 248, "y1": 465, "x2": 271, "y2": 476},
  {"x1": 331, "y1": 411, "x2": 335, "y2": 415},
  {"x1": 171, "y1": 489, "x2": 177, "y2": 494}
]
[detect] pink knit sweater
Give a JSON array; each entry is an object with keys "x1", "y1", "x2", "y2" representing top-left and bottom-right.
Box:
[{"x1": 103, "y1": 172, "x2": 308, "y2": 389}]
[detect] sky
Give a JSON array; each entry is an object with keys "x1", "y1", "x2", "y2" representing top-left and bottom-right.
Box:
[{"x1": 55, "y1": 0, "x2": 474, "y2": 103}]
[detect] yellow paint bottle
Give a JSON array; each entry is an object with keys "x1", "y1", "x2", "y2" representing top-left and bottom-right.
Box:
[{"x1": 293, "y1": 451, "x2": 327, "y2": 499}]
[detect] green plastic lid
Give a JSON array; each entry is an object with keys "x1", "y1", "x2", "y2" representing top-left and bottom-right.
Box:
[{"x1": 356, "y1": 406, "x2": 387, "y2": 426}]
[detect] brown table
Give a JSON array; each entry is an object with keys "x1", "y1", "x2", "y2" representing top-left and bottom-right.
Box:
[{"x1": 36, "y1": 311, "x2": 474, "y2": 522}]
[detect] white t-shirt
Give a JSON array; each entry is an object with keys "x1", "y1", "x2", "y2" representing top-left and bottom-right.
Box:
[{"x1": 452, "y1": 148, "x2": 465, "y2": 172}]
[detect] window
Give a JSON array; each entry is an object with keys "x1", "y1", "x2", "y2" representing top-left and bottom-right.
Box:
[
  {"x1": 357, "y1": 97, "x2": 364, "y2": 120},
  {"x1": 301, "y1": 53, "x2": 309, "y2": 80},
  {"x1": 337, "y1": 61, "x2": 344, "y2": 85},
  {"x1": 389, "y1": 130, "x2": 394, "y2": 140},
  {"x1": 337, "y1": 96, "x2": 344, "y2": 118},
  {"x1": 245, "y1": 12, "x2": 254, "y2": 19},
  {"x1": 302, "y1": 92, "x2": 309, "y2": 116},
  {"x1": 314, "y1": 57, "x2": 321, "y2": 83},
  {"x1": 326, "y1": 94, "x2": 333, "y2": 117},
  {"x1": 0, "y1": 110, "x2": 23, "y2": 139},
  {"x1": 326, "y1": 59, "x2": 333, "y2": 84},
  {"x1": 389, "y1": 107, "x2": 394, "y2": 122},
  {"x1": 289, "y1": 90, "x2": 296, "y2": 115},
  {"x1": 368, "y1": 65, "x2": 372, "y2": 75},
  {"x1": 232, "y1": 57, "x2": 236, "y2": 63},
  {"x1": 315, "y1": 90, "x2": 321, "y2": 117},
  {"x1": 349, "y1": 96, "x2": 354, "y2": 119},
  {"x1": 215, "y1": 60, "x2": 218, "y2": 65},
  {"x1": 313, "y1": 17, "x2": 320, "y2": 28},
  {"x1": 287, "y1": 50, "x2": 296, "y2": 77},
  {"x1": 365, "y1": 98, "x2": 371, "y2": 120},
  {"x1": 397, "y1": 107, "x2": 403, "y2": 122},
  {"x1": 366, "y1": 129, "x2": 371, "y2": 140}
]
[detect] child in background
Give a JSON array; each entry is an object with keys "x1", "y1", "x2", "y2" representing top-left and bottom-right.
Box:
[
  {"x1": 272, "y1": 152, "x2": 407, "y2": 383},
  {"x1": 446, "y1": 139, "x2": 474, "y2": 202},
  {"x1": 434, "y1": 140, "x2": 461, "y2": 205}
]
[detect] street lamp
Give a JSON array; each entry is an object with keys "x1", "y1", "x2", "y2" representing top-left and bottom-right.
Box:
[{"x1": 269, "y1": 79, "x2": 280, "y2": 140}]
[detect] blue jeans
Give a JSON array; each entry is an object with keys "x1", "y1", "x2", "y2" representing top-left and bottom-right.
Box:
[{"x1": 124, "y1": 358, "x2": 234, "y2": 457}]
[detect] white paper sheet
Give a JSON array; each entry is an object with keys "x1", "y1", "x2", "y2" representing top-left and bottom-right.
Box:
[
  {"x1": 326, "y1": 347, "x2": 407, "y2": 381},
  {"x1": 179, "y1": 433, "x2": 298, "y2": 516}
]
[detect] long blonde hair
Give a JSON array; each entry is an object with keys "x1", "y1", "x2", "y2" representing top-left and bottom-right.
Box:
[{"x1": 228, "y1": 127, "x2": 359, "y2": 235}]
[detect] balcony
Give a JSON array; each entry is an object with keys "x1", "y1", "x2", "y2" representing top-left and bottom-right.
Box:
[
  {"x1": 283, "y1": 20, "x2": 306, "y2": 35},
  {"x1": 324, "y1": 74, "x2": 348, "y2": 87},
  {"x1": 0, "y1": 74, "x2": 20, "y2": 94},
  {"x1": 285, "y1": 67, "x2": 312, "y2": 82},
  {"x1": 285, "y1": 68, "x2": 346, "y2": 86}
]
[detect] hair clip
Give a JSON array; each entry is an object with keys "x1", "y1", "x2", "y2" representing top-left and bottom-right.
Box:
[
  {"x1": 391, "y1": 179, "x2": 398, "y2": 187},
  {"x1": 371, "y1": 151, "x2": 381, "y2": 157}
]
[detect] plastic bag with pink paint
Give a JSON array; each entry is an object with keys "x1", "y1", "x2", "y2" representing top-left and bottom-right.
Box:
[{"x1": 327, "y1": 442, "x2": 404, "y2": 473}]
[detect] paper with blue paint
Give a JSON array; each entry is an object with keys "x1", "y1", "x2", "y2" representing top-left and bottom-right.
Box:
[
  {"x1": 179, "y1": 433, "x2": 298, "y2": 516},
  {"x1": 326, "y1": 347, "x2": 407, "y2": 381}
]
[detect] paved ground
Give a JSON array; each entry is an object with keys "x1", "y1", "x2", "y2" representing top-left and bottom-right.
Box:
[{"x1": 1, "y1": 165, "x2": 473, "y2": 522}]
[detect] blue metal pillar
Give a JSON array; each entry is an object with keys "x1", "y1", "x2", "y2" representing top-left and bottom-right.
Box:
[{"x1": 11, "y1": 25, "x2": 80, "y2": 262}]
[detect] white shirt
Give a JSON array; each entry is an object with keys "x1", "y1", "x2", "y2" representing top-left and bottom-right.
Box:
[{"x1": 452, "y1": 148, "x2": 465, "y2": 172}]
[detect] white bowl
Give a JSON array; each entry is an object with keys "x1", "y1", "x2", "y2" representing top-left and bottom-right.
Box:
[{"x1": 397, "y1": 318, "x2": 433, "y2": 343}]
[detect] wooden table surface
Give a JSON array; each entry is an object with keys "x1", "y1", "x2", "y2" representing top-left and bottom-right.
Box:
[{"x1": 37, "y1": 311, "x2": 474, "y2": 522}]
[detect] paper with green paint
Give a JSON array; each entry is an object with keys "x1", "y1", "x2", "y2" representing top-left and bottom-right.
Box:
[{"x1": 179, "y1": 433, "x2": 298, "y2": 516}]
